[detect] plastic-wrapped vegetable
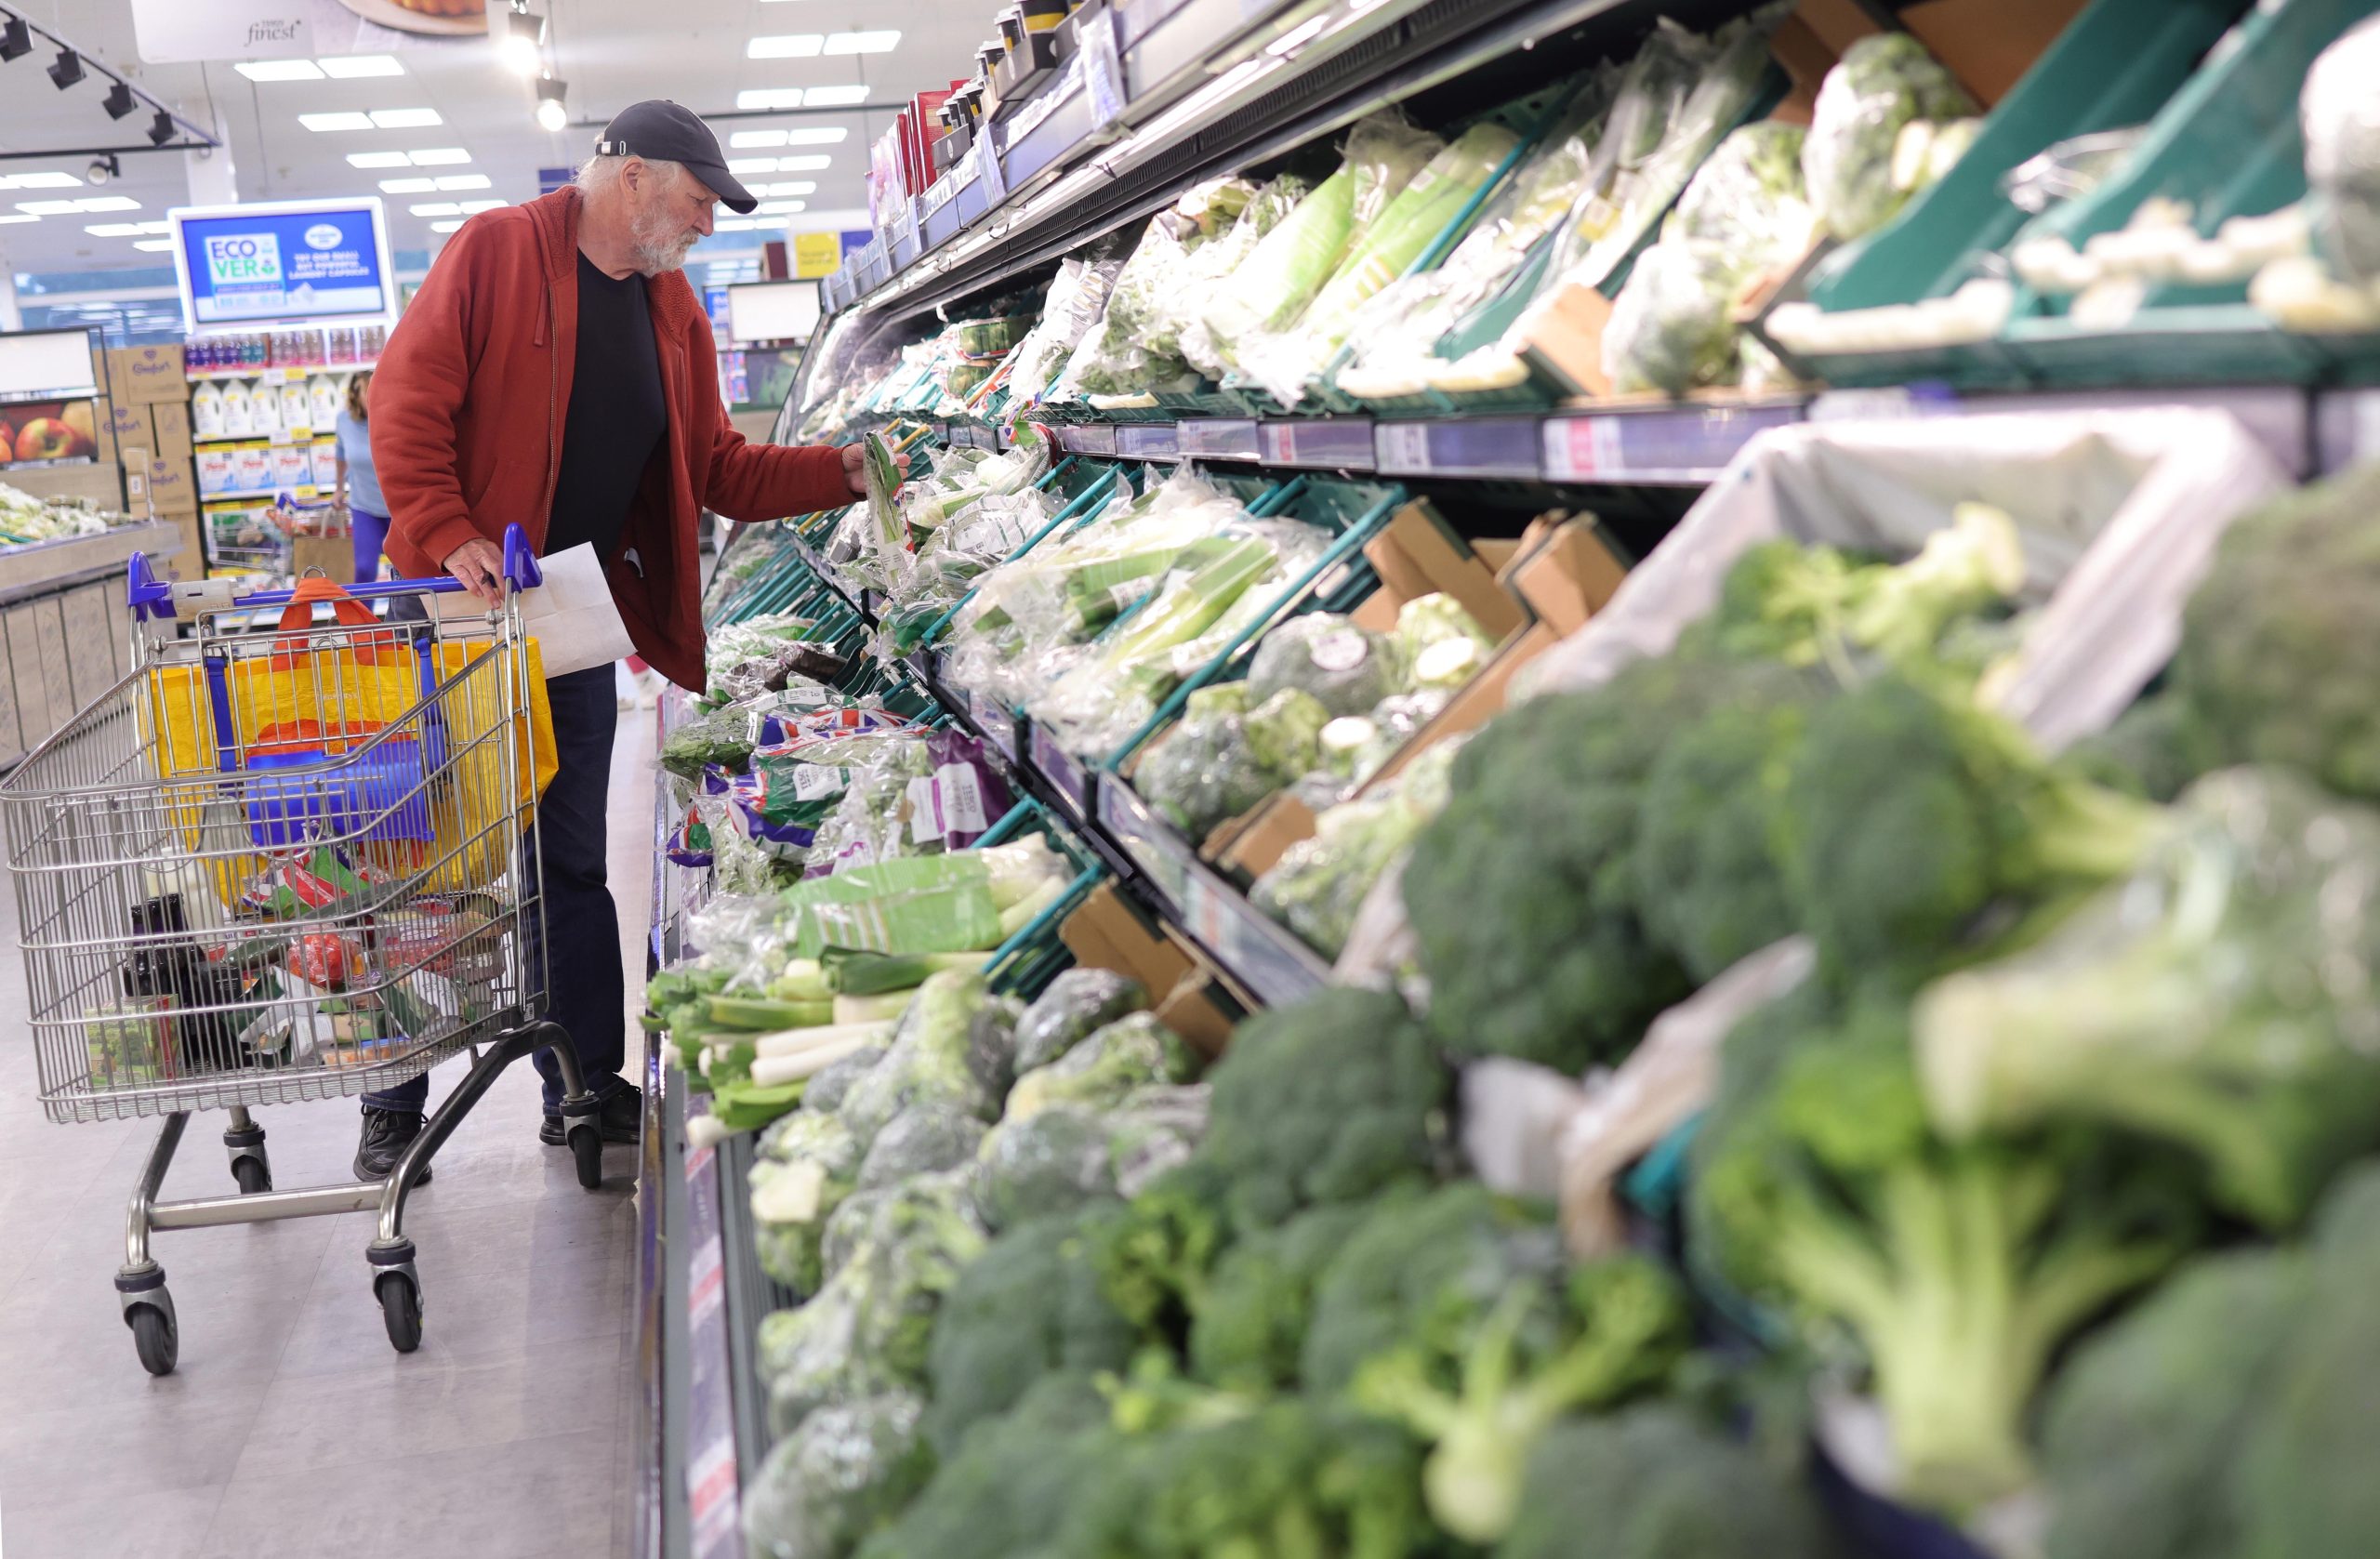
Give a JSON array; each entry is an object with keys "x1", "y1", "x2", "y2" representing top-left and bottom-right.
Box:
[
  {"x1": 1252, "y1": 741, "x2": 1462, "y2": 958},
  {"x1": 805, "y1": 1039, "x2": 892, "y2": 1113},
  {"x1": 2304, "y1": 17, "x2": 2380, "y2": 284},
  {"x1": 1602, "y1": 239, "x2": 1745, "y2": 394},
  {"x1": 1393, "y1": 594, "x2": 1496, "y2": 687},
  {"x1": 1013, "y1": 968, "x2": 1150, "y2": 1074},
  {"x1": 753, "y1": 1110, "x2": 866, "y2": 1298},
  {"x1": 1006, "y1": 1012, "x2": 1198, "y2": 1120},
  {"x1": 1005, "y1": 251, "x2": 1129, "y2": 403},
  {"x1": 1803, "y1": 33, "x2": 1976, "y2": 242},
  {"x1": 837, "y1": 971, "x2": 1003, "y2": 1145},
  {"x1": 972, "y1": 1106, "x2": 1117, "y2": 1231},
  {"x1": 1247, "y1": 614, "x2": 1400, "y2": 719},
  {"x1": 1133, "y1": 683, "x2": 1325, "y2": 840},
  {"x1": 743, "y1": 1391, "x2": 934, "y2": 1559},
  {"x1": 1057, "y1": 178, "x2": 1260, "y2": 398}
]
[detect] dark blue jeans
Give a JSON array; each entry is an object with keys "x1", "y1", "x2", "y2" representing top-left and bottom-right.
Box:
[{"x1": 364, "y1": 664, "x2": 627, "y2": 1116}]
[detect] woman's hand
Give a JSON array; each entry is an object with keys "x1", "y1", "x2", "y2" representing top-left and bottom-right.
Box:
[{"x1": 839, "y1": 443, "x2": 909, "y2": 497}]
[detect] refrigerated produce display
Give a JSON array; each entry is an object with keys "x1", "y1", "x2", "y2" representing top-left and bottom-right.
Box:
[{"x1": 632, "y1": 4, "x2": 2380, "y2": 1559}]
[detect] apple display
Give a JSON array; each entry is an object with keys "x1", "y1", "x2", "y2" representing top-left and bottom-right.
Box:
[
  {"x1": 0, "y1": 420, "x2": 14, "y2": 466},
  {"x1": 12, "y1": 418, "x2": 95, "y2": 464}
]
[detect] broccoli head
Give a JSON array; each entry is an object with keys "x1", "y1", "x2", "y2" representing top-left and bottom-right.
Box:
[
  {"x1": 1199, "y1": 987, "x2": 1447, "y2": 1235},
  {"x1": 972, "y1": 1106, "x2": 1121, "y2": 1234},
  {"x1": 2065, "y1": 691, "x2": 2214, "y2": 805},
  {"x1": 1082, "y1": 1156, "x2": 1234, "y2": 1348},
  {"x1": 1013, "y1": 968, "x2": 1149, "y2": 1075},
  {"x1": 1245, "y1": 613, "x2": 1401, "y2": 719},
  {"x1": 1405, "y1": 656, "x2": 1710, "y2": 1070},
  {"x1": 1773, "y1": 674, "x2": 2162, "y2": 994},
  {"x1": 1353, "y1": 1255, "x2": 1689, "y2": 1541},
  {"x1": 1632, "y1": 660, "x2": 1831, "y2": 982},
  {"x1": 1495, "y1": 1402, "x2": 1844, "y2": 1559},
  {"x1": 1916, "y1": 766, "x2": 2380, "y2": 1231},
  {"x1": 923, "y1": 1212, "x2": 1141, "y2": 1456},
  {"x1": 2039, "y1": 1249, "x2": 2310, "y2": 1559},
  {"x1": 1187, "y1": 1202, "x2": 1374, "y2": 1393},
  {"x1": 1301, "y1": 1182, "x2": 1568, "y2": 1399},
  {"x1": 853, "y1": 1374, "x2": 1121, "y2": 1559},
  {"x1": 751, "y1": 1111, "x2": 865, "y2": 1299},
  {"x1": 743, "y1": 1391, "x2": 936, "y2": 1559},
  {"x1": 1687, "y1": 993, "x2": 2196, "y2": 1511},
  {"x1": 2170, "y1": 460, "x2": 2380, "y2": 803},
  {"x1": 856, "y1": 1103, "x2": 991, "y2": 1193}
]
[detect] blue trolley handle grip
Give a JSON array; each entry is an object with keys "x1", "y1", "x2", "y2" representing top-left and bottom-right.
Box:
[{"x1": 129, "y1": 522, "x2": 544, "y2": 620}]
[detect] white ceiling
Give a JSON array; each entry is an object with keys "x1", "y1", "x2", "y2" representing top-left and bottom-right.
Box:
[{"x1": 0, "y1": 0, "x2": 991, "y2": 284}]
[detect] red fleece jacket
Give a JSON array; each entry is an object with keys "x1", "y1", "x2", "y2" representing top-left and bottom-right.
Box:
[{"x1": 371, "y1": 186, "x2": 853, "y2": 690}]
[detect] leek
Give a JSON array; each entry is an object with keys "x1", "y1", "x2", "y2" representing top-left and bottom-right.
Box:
[
  {"x1": 833, "y1": 990, "x2": 921, "y2": 1025},
  {"x1": 753, "y1": 1019, "x2": 897, "y2": 1060},
  {"x1": 823, "y1": 947, "x2": 985, "y2": 996},
  {"x1": 748, "y1": 1032, "x2": 882, "y2": 1089}
]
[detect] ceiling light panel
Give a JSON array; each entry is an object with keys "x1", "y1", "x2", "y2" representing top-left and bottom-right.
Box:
[
  {"x1": 782, "y1": 127, "x2": 848, "y2": 145},
  {"x1": 0, "y1": 215, "x2": 37, "y2": 226},
  {"x1": 433, "y1": 174, "x2": 491, "y2": 191},
  {"x1": 2, "y1": 171, "x2": 84, "y2": 189},
  {"x1": 736, "y1": 89, "x2": 804, "y2": 110},
  {"x1": 379, "y1": 177, "x2": 436, "y2": 192},
  {"x1": 801, "y1": 85, "x2": 868, "y2": 106},
  {"x1": 410, "y1": 202, "x2": 461, "y2": 216},
  {"x1": 370, "y1": 108, "x2": 443, "y2": 128},
  {"x1": 824, "y1": 30, "x2": 899, "y2": 53},
  {"x1": 431, "y1": 219, "x2": 464, "y2": 232},
  {"x1": 757, "y1": 201, "x2": 806, "y2": 214},
  {"x1": 758, "y1": 180, "x2": 816, "y2": 196},
  {"x1": 16, "y1": 201, "x2": 80, "y2": 216},
  {"x1": 348, "y1": 152, "x2": 413, "y2": 168},
  {"x1": 76, "y1": 196, "x2": 139, "y2": 212},
  {"x1": 321, "y1": 54, "x2": 403, "y2": 77},
  {"x1": 408, "y1": 148, "x2": 471, "y2": 165},
  {"x1": 234, "y1": 59, "x2": 324, "y2": 81},
  {"x1": 727, "y1": 157, "x2": 778, "y2": 174},
  {"x1": 777, "y1": 154, "x2": 831, "y2": 171},
  {"x1": 456, "y1": 199, "x2": 505, "y2": 212},
  {"x1": 299, "y1": 112, "x2": 377, "y2": 132},
  {"x1": 730, "y1": 130, "x2": 788, "y2": 149},
  {"x1": 747, "y1": 33, "x2": 824, "y2": 58},
  {"x1": 134, "y1": 239, "x2": 174, "y2": 251}
]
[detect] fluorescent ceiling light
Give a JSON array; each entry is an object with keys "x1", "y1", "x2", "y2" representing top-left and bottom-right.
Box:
[
  {"x1": 16, "y1": 201, "x2": 80, "y2": 216},
  {"x1": 759, "y1": 180, "x2": 816, "y2": 196},
  {"x1": 778, "y1": 154, "x2": 831, "y2": 172},
  {"x1": 730, "y1": 130, "x2": 788, "y2": 149},
  {"x1": 715, "y1": 218, "x2": 759, "y2": 231},
  {"x1": 0, "y1": 214, "x2": 37, "y2": 225},
  {"x1": 300, "y1": 112, "x2": 376, "y2": 132},
  {"x1": 431, "y1": 219, "x2": 464, "y2": 233},
  {"x1": 408, "y1": 147, "x2": 471, "y2": 165},
  {"x1": 0, "y1": 171, "x2": 83, "y2": 189},
  {"x1": 78, "y1": 195, "x2": 140, "y2": 212},
  {"x1": 134, "y1": 239, "x2": 175, "y2": 251},
  {"x1": 87, "y1": 223, "x2": 145, "y2": 236},
  {"x1": 736, "y1": 88, "x2": 803, "y2": 111},
  {"x1": 348, "y1": 152, "x2": 413, "y2": 168},
  {"x1": 322, "y1": 54, "x2": 403, "y2": 77},
  {"x1": 434, "y1": 174, "x2": 491, "y2": 191},
  {"x1": 410, "y1": 202, "x2": 462, "y2": 216},
  {"x1": 747, "y1": 33, "x2": 823, "y2": 58},
  {"x1": 824, "y1": 29, "x2": 898, "y2": 54},
  {"x1": 370, "y1": 108, "x2": 443, "y2": 128},
  {"x1": 235, "y1": 59, "x2": 324, "y2": 81},
  {"x1": 727, "y1": 157, "x2": 778, "y2": 174},
  {"x1": 782, "y1": 126, "x2": 847, "y2": 145},
  {"x1": 456, "y1": 199, "x2": 505, "y2": 212},
  {"x1": 379, "y1": 177, "x2": 436, "y2": 192},
  {"x1": 757, "y1": 201, "x2": 806, "y2": 214},
  {"x1": 802, "y1": 84, "x2": 868, "y2": 106}
]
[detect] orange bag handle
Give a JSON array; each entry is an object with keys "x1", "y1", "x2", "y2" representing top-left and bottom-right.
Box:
[{"x1": 270, "y1": 575, "x2": 401, "y2": 667}]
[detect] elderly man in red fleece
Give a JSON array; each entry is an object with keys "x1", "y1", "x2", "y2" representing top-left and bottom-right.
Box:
[{"x1": 364, "y1": 99, "x2": 877, "y2": 1179}]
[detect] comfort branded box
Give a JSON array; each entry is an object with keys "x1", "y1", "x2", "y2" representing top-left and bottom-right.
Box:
[
  {"x1": 108, "y1": 402, "x2": 193, "y2": 465},
  {"x1": 145, "y1": 454, "x2": 200, "y2": 517},
  {"x1": 105, "y1": 345, "x2": 187, "y2": 406}
]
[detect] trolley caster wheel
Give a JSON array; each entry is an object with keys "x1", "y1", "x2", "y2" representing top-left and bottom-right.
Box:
[
  {"x1": 567, "y1": 1123, "x2": 602, "y2": 1190},
  {"x1": 128, "y1": 1301, "x2": 178, "y2": 1377},
  {"x1": 376, "y1": 1272, "x2": 423, "y2": 1354},
  {"x1": 232, "y1": 1156, "x2": 271, "y2": 1195}
]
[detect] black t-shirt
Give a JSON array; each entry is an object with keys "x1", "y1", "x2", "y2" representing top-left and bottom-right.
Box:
[{"x1": 546, "y1": 250, "x2": 667, "y2": 561}]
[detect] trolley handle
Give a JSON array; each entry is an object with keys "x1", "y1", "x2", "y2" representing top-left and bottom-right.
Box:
[{"x1": 126, "y1": 522, "x2": 545, "y2": 622}]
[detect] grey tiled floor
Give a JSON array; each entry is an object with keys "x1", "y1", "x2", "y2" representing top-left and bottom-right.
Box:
[{"x1": 0, "y1": 700, "x2": 660, "y2": 1559}]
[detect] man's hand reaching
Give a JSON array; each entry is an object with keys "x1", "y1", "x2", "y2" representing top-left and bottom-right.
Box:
[
  {"x1": 444, "y1": 536, "x2": 506, "y2": 604},
  {"x1": 840, "y1": 442, "x2": 909, "y2": 498}
]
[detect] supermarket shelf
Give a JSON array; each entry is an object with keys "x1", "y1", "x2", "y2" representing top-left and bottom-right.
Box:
[{"x1": 185, "y1": 359, "x2": 377, "y2": 381}]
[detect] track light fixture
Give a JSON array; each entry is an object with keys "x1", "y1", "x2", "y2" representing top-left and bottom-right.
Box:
[
  {"x1": 499, "y1": 3, "x2": 547, "y2": 75},
  {"x1": 102, "y1": 79, "x2": 136, "y2": 118},
  {"x1": 0, "y1": 16, "x2": 30, "y2": 62},
  {"x1": 86, "y1": 153, "x2": 121, "y2": 183},
  {"x1": 534, "y1": 74, "x2": 568, "y2": 133},
  {"x1": 46, "y1": 46, "x2": 81, "y2": 89},
  {"x1": 147, "y1": 109, "x2": 176, "y2": 146}
]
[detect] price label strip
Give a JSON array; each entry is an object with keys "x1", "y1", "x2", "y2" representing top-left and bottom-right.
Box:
[
  {"x1": 1081, "y1": 7, "x2": 1127, "y2": 128},
  {"x1": 1178, "y1": 418, "x2": 1260, "y2": 459},
  {"x1": 1260, "y1": 417, "x2": 1376, "y2": 469},
  {"x1": 1096, "y1": 775, "x2": 1192, "y2": 911},
  {"x1": 1031, "y1": 721, "x2": 1093, "y2": 818},
  {"x1": 1116, "y1": 422, "x2": 1182, "y2": 460}
]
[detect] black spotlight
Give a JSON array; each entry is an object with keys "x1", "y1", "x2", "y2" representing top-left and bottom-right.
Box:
[
  {"x1": 146, "y1": 110, "x2": 175, "y2": 147},
  {"x1": 0, "y1": 16, "x2": 31, "y2": 62},
  {"x1": 46, "y1": 46, "x2": 81, "y2": 89},
  {"x1": 102, "y1": 79, "x2": 135, "y2": 119}
]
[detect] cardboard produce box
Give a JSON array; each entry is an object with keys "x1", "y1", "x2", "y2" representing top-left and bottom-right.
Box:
[
  {"x1": 105, "y1": 345, "x2": 187, "y2": 406},
  {"x1": 144, "y1": 453, "x2": 200, "y2": 517},
  {"x1": 1058, "y1": 884, "x2": 1237, "y2": 1058},
  {"x1": 107, "y1": 401, "x2": 193, "y2": 466}
]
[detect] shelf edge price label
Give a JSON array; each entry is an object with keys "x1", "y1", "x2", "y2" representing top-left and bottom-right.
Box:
[
  {"x1": 1258, "y1": 423, "x2": 1293, "y2": 464},
  {"x1": 1541, "y1": 415, "x2": 1623, "y2": 482},
  {"x1": 1375, "y1": 421, "x2": 1429, "y2": 473},
  {"x1": 1081, "y1": 7, "x2": 1126, "y2": 128},
  {"x1": 1184, "y1": 875, "x2": 1233, "y2": 958},
  {"x1": 978, "y1": 130, "x2": 1008, "y2": 205}
]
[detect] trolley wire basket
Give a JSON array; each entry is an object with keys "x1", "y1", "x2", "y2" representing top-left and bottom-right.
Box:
[{"x1": 0, "y1": 525, "x2": 612, "y2": 1373}]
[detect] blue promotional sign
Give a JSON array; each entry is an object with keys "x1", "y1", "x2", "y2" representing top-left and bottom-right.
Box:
[
  {"x1": 539, "y1": 165, "x2": 575, "y2": 195},
  {"x1": 168, "y1": 198, "x2": 397, "y2": 331}
]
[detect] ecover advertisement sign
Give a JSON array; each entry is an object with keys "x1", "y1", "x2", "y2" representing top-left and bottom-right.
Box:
[{"x1": 170, "y1": 199, "x2": 396, "y2": 331}]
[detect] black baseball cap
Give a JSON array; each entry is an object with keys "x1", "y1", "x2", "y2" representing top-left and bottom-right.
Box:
[{"x1": 594, "y1": 99, "x2": 757, "y2": 214}]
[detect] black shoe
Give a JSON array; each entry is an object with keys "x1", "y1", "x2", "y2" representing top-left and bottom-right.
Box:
[
  {"x1": 540, "y1": 1084, "x2": 642, "y2": 1147},
  {"x1": 354, "y1": 1107, "x2": 431, "y2": 1183}
]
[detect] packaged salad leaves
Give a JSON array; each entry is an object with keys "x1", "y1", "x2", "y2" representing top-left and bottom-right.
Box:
[{"x1": 1802, "y1": 33, "x2": 1975, "y2": 243}]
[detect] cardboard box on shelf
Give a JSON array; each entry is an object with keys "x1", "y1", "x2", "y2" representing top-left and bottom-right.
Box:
[
  {"x1": 164, "y1": 514, "x2": 205, "y2": 581},
  {"x1": 145, "y1": 454, "x2": 200, "y2": 517},
  {"x1": 1058, "y1": 884, "x2": 1236, "y2": 1058},
  {"x1": 104, "y1": 345, "x2": 187, "y2": 406},
  {"x1": 107, "y1": 402, "x2": 193, "y2": 466}
]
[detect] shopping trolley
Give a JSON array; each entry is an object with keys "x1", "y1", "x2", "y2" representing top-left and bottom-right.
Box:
[{"x1": 0, "y1": 524, "x2": 606, "y2": 1374}]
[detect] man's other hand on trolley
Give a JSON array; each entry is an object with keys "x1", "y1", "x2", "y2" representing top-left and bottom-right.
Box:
[{"x1": 444, "y1": 537, "x2": 506, "y2": 604}]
